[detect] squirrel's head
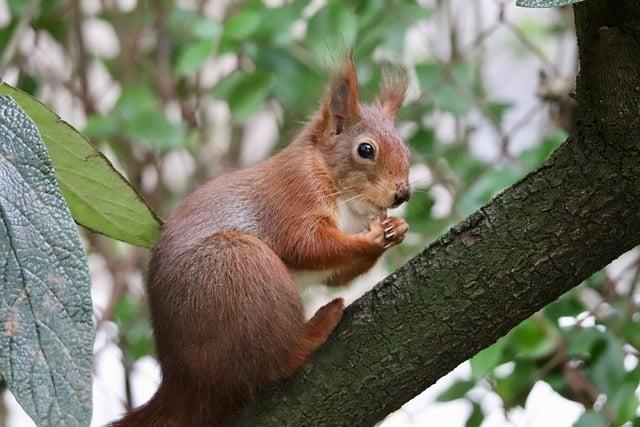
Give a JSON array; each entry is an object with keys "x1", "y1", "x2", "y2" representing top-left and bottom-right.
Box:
[{"x1": 315, "y1": 58, "x2": 410, "y2": 215}]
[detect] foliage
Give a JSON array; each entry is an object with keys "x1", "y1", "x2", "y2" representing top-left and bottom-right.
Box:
[
  {"x1": 0, "y1": 84, "x2": 162, "y2": 248},
  {"x1": 0, "y1": 96, "x2": 94, "y2": 426},
  {"x1": 438, "y1": 271, "x2": 640, "y2": 426}
]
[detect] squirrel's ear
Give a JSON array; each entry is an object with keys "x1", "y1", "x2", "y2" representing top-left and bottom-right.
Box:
[
  {"x1": 378, "y1": 66, "x2": 408, "y2": 119},
  {"x1": 322, "y1": 57, "x2": 360, "y2": 135}
]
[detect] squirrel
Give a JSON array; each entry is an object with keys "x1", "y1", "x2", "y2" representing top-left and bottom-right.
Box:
[{"x1": 111, "y1": 57, "x2": 411, "y2": 426}]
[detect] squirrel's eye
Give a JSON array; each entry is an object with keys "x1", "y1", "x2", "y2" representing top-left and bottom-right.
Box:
[{"x1": 357, "y1": 142, "x2": 375, "y2": 160}]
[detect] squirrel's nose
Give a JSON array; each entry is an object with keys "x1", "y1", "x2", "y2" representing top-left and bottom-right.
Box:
[{"x1": 392, "y1": 183, "x2": 411, "y2": 207}]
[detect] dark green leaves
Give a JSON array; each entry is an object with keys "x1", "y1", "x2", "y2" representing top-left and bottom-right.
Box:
[
  {"x1": 574, "y1": 411, "x2": 608, "y2": 427},
  {"x1": 509, "y1": 318, "x2": 555, "y2": 359},
  {"x1": 214, "y1": 71, "x2": 275, "y2": 120},
  {"x1": 112, "y1": 295, "x2": 154, "y2": 360},
  {"x1": 176, "y1": 39, "x2": 217, "y2": 76},
  {"x1": 106, "y1": 85, "x2": 188, "y2": 151},
  {"x1": 175, "y1": 19, "x2": 221, "y2": 76},
  {"x1": 307, "y1": 1, "x2": 358, "y2": 58},
  {"x1": 436, "y1": 379, "x2": 476, "y2": 401},
  {"x1": 0, "y1": 84, "x2": 162, "y2": 248},
  {"x1": 517, "y1": 0, "x2": 585, "y2": 7},
  {"x1": 416, "y1": 61, "x2": 476, "y2": 116},
  {"x1": 471, "y1": 337, "x2": 506, "y2": 380},
  {"x1": 223, "y1": 8, "x2": 262, "y2": 41},
  {"x1": 0, "y1": 95, "x2": 94, "y2": 426}
]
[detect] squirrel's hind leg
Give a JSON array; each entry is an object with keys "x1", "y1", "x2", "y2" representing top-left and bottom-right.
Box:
[
  {"x1": 284, "y1": 297, "x2": 345, "y2": 376},
  {"x1": 141, "y1": 231, "x2": 344, "y2": 425}
]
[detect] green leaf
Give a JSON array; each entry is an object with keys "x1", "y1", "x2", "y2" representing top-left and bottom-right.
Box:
[
  {"x1": 0, "y1": 83, "x2": 162, "y2": 248},
  {"x1": 254, "y1": 47, "x2": 324, "y2": 114},
  {"x1": 465, "y1": 402, "x2": 484, "y2": 427},
  {"x1": 251, "y1": 5, "x2": 299, "y2": 45},
  {"x1": 0, "y1": 20, "x2": 18, "y2": 57},
  {"x1": 404, "y1": 191, "x2": 434, "y2": 234},
  {"x1": 471, "y1": 337, "x2": 506, "y2": 380},
  {"x1": 409, "y1": 128, "x2": 436, "y2": 158},
  {"x1": 573, "y1": 410, "x2": 608, "y2": 427},
  {"x1": 193, "y1": 19, "x2": 222, "y2": 39},
  {"x1": 494, "y1": 361, "x2": 536, "y2": 406},
  {"x1": 565, "y1": 328, "x2": 605, "y2": 358},
  {"x1": 608, "y1": 369, "x2": 639, "y2": 425},
  {"x1": 543, "y1": 291, "x2": 584, "y2": 322},
  {"x1": 85, "y1": 86, "x2": 186, "y2": 150},
  {"x1": 214, "y1": 71, "x2": 274, "y2": 120},
  {"x1": 123, "y1": 109, "x2": 187, "y2": 150},
  {"x1": 223, "y1": 8, "x2": 262, "y2": 41},
  {"x1": 436, "y1": 379, "x2": 476, "y2": 402},
  {"x1": 458, "y1": 168, "x2": 522, "y2": 216},
  {"x1": 508, "y1": 318, "x2": 555, "y2": 360},
  {"x1": 83, "y1": 114, "x2": 120, "y2": 140},
  {"x1": 416, "y1": 62, "x2": 441, "y2": 90},
  {"x1": 517, "y1": 0, "x2": 585, "y2": 8},
  {"x1": 306, "y1": 2, "x2": 358, "y2": 58},
  {"x1": 354, "y1": 0, "x2": 430, "y2": 55},
  {"x1": 176, "y1": 39, "x2": 216, "y2": 76},
  {"x1": 587, "y1": 335, "x2": 626, "y2": 396},
  {"x1": 417, "y1": 62, "x2": 476, "y2": 116},
  {"x1": 112, "y1": 296, "x2": 155, "y2": 360},
  {"x1": 433, "y1": 84, "x2": 473, "y2": 116},
  {"x1": 0, "y1": 95, "x2": 94, "y2": 426},
  {"x1": 441, "y1": 145, "x2": 487, "y2": 185},
  {"x1": 519, "y1": 130, "x2": 565, "y2": 169},
  {"x1": 622, "y1": 318, "x2": 640, "y2": 350},
  {"x1": 487, "y1": 100, "x2": 512, "y2": 124},
  {"x1": 114, "y1": 85, "x2": 157, "y2": 118}
]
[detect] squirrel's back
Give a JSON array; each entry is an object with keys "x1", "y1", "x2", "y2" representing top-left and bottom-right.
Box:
[{"x1": 160, "y1": 139, "x2": 332, "y2": 257}]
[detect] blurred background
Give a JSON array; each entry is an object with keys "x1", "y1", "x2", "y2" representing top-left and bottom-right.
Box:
[{"x1": 1, "y1": 0, "x2": 637, "y2": 426}]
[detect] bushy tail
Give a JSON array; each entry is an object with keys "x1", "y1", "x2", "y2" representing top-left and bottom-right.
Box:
[{"x1": 109, "y1": 379, "x2": 233, "y2": 427}]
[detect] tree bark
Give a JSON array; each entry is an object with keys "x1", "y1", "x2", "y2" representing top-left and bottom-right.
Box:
[{"x1": 238, "y1": 1, "x2": 640, "y2": 425}]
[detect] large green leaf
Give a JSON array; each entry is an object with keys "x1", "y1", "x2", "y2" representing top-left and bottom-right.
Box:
[
  {"x1": 0, "y1": 83, "x2": 161, "y2": 248},
  {"x1": 0, "y1": 95, "x2": 94, "y2": 426},
  {"x1": 517, "y1": 0, "x2": 585, "y2": 7}
]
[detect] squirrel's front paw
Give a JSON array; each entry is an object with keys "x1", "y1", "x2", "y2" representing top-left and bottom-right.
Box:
[
  {"x1": 380, "y1": 216, "x2": 409, "y2": 248},
  {"x1": 364, "y1": 215, "x2": 408, "y2": 249}
]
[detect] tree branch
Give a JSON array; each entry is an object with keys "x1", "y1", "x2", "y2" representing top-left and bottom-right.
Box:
[{"x1": 238, "y1": 1, "x2": 640, "y2": 425}]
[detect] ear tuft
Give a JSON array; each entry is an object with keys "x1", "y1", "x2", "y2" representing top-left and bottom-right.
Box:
[
  {"x1": 322, "y1": 55, "x2": 360, "y2": 135},
  {"x1": 378, "y1": 64, "x2": 408, "y2": 119}
]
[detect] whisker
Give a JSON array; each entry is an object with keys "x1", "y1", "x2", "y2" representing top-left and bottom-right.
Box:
[
  {"x1": 410, "y1": 188, "x2": 432, "y2": 194},
  {"x1": 296, "y1": 184, "x2": 354, "y2": 203},
  {"x1": 336, "y1": 192, "x2": 366, "y2": 207},
  {"x1": 409, "y1": 176, "x2": 432, "y2": 187}
]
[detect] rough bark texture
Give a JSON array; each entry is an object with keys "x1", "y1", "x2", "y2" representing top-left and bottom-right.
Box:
[{"x1": 238, "y1": 1, "x2": 640, "y2": 425}]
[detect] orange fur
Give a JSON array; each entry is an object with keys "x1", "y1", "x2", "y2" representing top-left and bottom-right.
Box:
[
  {"x1": 112, "y1": 59, "x2": 410, "y2": 427},
  {"x1": 378, "y1": 65, "x2": 408, "y2": 118}
]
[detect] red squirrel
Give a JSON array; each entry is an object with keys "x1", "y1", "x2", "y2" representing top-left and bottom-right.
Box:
[{"x1": 111, "y1": 58, "x2": 410, "y2": 426}]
